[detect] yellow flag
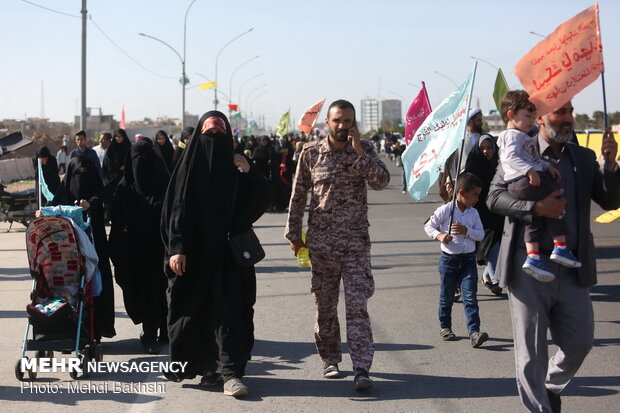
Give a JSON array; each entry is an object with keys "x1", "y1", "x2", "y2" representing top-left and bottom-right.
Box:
[{"x1": 199, "y1": 81, "x2": 217, "y2": 91}]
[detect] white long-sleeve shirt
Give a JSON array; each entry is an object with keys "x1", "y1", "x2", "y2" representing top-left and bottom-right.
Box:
[
  {"x1": 497, "y1": 128, "x2": 550, "y2": 182},
  {"x1": 424, "y1": 202, "x2": 484, "y2": 255}
]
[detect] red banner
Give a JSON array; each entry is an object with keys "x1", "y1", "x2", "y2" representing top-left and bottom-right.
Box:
[
  {"x1": 228, "y1": 104, "x2": 238, "y2": 112},
  {"x1": 404, "y1": 82, "x2": 432, "y2": 146},
  {"x1": 514, "y1": 3, "x2": 604, "y2": 116},
  {"x1": 298, "y1": 98, "x2": 326, "y2": 134}
]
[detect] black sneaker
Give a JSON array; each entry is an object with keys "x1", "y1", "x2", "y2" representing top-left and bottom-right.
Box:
[
  {"x1": 470, "y1": 331, "x2": 489, "y2": 348},
  {"x1": 323, "y1": 364, "x2": 341, "y2": 379},
  {"x1": 199, "y1": 371, "x2": 222, "y2": 387},
  {"x1": 353, "y1": 368, "x2": 373, "y2": 391},
  {"x1": 440, "y1": 328, "x2": 456, "y2": 341}
]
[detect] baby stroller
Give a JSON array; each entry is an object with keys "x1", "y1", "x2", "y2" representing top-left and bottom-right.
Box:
[{"x1": 15, "y1": 210, "x2": 102, "y2": 381}]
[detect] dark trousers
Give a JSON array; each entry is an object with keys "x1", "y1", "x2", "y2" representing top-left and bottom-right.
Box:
[
  {"x1": 438, "y1": 252, "x2": 481, "y2": 334},
  {"x1": 507, "y1": 172, "x2": 565, "y2": 244}
]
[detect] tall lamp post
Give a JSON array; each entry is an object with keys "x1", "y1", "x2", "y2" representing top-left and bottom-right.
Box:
[
  {"x1": 238, "y1": 73, "x2": 263, "y2": 115},
  {"x1": 470, "y1": 56, "x2": 499, "y2": 70},
  {"x1": 214, "y1": 27, "x2": 254, "y2": 110},
  {"x1": 433, "y1": 70, "x2": 458, "y2": 88},
  {"x1": 228, "y1": 55, "x2": 260, "y2": 115},
  {"x1": 139, "y1": 0, "x2": 197, "y2": 130}
]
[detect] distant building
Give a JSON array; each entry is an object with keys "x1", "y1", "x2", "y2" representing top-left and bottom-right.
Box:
[
  {"x1": 360, "y1": 98, "x2": 379, "y2": 133},
  {"x1": 381, "y1": 99, "x2": 402, "y2": 129},
  {"x1": 485, "y1": 111, "x2": 504, "y2": 134}
]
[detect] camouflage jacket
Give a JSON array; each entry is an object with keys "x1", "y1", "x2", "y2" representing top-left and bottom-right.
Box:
[{"x1": 285, "y1": 138, "x2": 390, "y2": 252}]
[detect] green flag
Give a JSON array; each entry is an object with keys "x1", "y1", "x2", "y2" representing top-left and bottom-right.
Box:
[
  {"x1": 493, "y1": 68, "x2": 509, "y2": 112},
  {"x1": 275, "y1": 110, "x2": 290, "y2": 138},
  {"x1": 232, "y1": 112, "x2": 242, "y2": 119}
]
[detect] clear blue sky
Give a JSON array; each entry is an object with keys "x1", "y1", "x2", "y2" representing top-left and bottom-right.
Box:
[{"x1": 2, "y1": 0, "x2": 618, "y2": 128}]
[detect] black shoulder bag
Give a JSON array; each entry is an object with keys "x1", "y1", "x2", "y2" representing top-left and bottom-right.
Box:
[{"x1": 228, "y1": 171, "x2": 265, "y2": 267}]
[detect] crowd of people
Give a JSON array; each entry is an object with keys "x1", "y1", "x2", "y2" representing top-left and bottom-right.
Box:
[{"x1": 29, "y1": 95, "x2": 620, "y2": 411}]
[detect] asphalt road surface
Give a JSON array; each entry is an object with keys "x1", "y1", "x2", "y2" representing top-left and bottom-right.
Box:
[{"x1": 1, "y1": 157, "x2": 618, "y2": 412}]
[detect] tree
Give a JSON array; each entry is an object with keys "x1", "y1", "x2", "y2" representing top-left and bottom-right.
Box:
[
  {"x1": 574, "y1": 113, "x2": 590, "y2": 130},
  {"x1": 592, "y1": 111, "x2": 605, "y2": 129}
]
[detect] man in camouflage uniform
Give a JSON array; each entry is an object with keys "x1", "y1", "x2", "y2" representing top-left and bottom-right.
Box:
[{"x1": 285, "y1": 99, "x2": 390, "y2": 391}]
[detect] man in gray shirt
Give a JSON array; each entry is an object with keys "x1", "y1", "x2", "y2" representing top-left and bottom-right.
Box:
[{"x1": 488, "y1": 100, "x2": 619, "y2": 413}]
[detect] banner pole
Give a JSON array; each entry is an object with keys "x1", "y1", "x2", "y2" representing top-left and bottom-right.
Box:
[{"x1": 448, "y1": 61, "x2": 478, "y2": 235}]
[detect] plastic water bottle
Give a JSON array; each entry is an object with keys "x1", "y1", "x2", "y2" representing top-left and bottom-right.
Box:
[{"x1": 297, "y1": 231, "x2": 311, "y2": 268}]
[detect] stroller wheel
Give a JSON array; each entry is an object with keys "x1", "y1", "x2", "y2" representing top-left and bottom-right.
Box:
[
  {"x1": 69, "y1": 356, "x2": 84, "y2": 380},
  {"x1": 14, "y1": 359, "x2": 25, "y2": 381}
]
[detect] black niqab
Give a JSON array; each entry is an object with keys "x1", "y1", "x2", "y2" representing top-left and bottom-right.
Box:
[{"x1": 153, "y1": 131, "x2": 175, "y2": 173}]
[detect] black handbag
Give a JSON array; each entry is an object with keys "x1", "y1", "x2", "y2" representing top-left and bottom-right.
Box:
[
  {"x1": 227, "y1": 173, "x2": 265, "y2": 266},
  {"x1": 228, "y1": 228, "x2": 265, "y2": 266}
]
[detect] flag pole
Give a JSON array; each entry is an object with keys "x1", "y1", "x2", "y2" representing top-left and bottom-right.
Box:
[
  {"x1": 448, "y1": 61, "x2": 478, "y2": 235},
  {"x1": 422, "y1": 81, "x2": 432, "y2": 111}
]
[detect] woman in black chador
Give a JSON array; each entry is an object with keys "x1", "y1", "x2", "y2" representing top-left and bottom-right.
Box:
[
  {"x1": 52, "y1": 156, "x2": 116, "y2": 339},
  {"x1": 153, "y1": 130, "x2": 175, "y2": 174},
  {"x1": 161, "y1": 111, "x2": 272, "y2": 397},
  {"x1": 102, "y1": 128, "x2": 132, "y2": 220},
  {"x1": 34, "y1": 146, "x2": 61, "y2": 205},
  {"x1": 465, "y1": 134, "x2": 504, "y2": 295},
  {"x1": 110, "y1": 138, "x2": 170, "y2": 353}
]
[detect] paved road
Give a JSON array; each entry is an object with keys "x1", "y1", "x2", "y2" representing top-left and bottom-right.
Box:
[{"x1": 0, "y1": 157, "x2": 618, "y2": 412}]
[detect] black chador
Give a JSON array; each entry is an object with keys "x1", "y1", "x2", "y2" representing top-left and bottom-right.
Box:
[
  {"x1": 161, "y1": 111, "x2": 272, "y2": 382},
  {"x1": 110, "y1": 138, "x2": 170, "y2": 352}
]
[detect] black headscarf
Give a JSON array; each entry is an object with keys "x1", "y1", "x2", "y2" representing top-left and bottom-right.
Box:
[
  {"x1": 103, "y1": 128, "x2": 132, "y2": 185},
  {"x1": 161, "y1": 111, "x2": 235, "y2": 263},
  {"x1": 124, "y1": 138, "x2": 170, "y2": 207},
  {"x1": 153, "y1": 130, "x2": 175, "y2": 173},
  {"x1": 465, "y1": 134, "x2": 498, "y2": 186},
  {"x1": 53, "y1": 155, "x2": 104, "y2": 205}
]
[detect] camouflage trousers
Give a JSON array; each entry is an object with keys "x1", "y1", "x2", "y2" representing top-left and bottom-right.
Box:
[{"x1": 310, "y1": 249, "x2": 375, "y2": 372}]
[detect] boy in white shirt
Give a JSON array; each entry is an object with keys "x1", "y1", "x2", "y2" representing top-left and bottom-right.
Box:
[
  {"x1": 497, "y1": 90, "x2": 581, "y2": 283},
  {"x1": 424, "y1": 172, "x2": 489, "y2": 348}
]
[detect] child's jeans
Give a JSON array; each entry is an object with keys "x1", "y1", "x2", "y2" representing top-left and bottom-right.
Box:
[{"x1": 438, "y1": 251, "x2": 481, "y2": 334}]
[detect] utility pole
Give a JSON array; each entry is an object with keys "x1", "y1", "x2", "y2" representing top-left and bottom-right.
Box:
[{"x1": 80, "y1": 0, "x2": 87, "y2": 131}]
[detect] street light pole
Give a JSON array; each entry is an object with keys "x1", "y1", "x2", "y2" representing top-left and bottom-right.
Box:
[
  {"x1": 182, "y1": 0, "x2": 198, "y2": 130},
  {"x1": 214, "y1": 27, "x2": 254, "y2": 110},
  {"x1": 80, "y1": 0, "x2": 87, "y2": 131},
  {"x1": 139, "y1": 33, "x2": 185, "y2": 129},
  {"x1": 470, "y1": 56, "x2": 499, "y2": 70},
  {"x1": 238, "y1": 73, "x2": 263, "y2": 115},
  {"x1": 433, "y1": 70, "x2": 458, "y2": 88},
  {"x1": 228, "y1": 55, "x2": 260, "y2": 116},
  {"x1": 245, "y1": 84, "x2": 266, "y2": 115}
]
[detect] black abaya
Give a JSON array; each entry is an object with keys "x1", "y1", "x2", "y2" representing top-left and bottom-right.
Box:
[
  {"x1": 161, "y1": 111, "x2": 272, "y2": 379},
  {"x1": 52, "y1": 156, "x2": 116, "y2": 339},
  {"x1": 464, "y1": 134, "x2": 505, "y2": 265},
  {"x1": 102, "y1": 129, "x2": 132, "y2": 218},
  {"x1": 110, "y1": 138, "x2": 170, "y2": 345},
  {"x1": 35, "y1": 146, "x2": 60, "y2": 205}
]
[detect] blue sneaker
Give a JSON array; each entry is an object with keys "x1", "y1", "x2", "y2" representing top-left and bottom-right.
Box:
[
  {"x1": 522, "y1": 257, "x2": 556, "y2": 282},
  {"x1": 550, "y1": 247, "x2": 582, "y2": 268}
]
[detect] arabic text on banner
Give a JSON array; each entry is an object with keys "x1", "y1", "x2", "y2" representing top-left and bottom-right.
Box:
[
  {"x1": 404, "y1": 83, "x2": 432, "y2": 146},
  {"x1": 298, "y1": 98, "x2": 326, "y2": 135},
  {"x1": 401, "y1": 70, "x2": 474, "y2": 201},
  {"x1": 514, "y1": 3, "x2": 603, "y2": 116}
]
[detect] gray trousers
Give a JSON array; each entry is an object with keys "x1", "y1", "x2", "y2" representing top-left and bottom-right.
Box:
[{"x1": 507, "y1": 249, "x2": 594, "y2": 413}]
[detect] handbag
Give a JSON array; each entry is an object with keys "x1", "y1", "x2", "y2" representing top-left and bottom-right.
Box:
[
  {"x1": 228, "y1": 228, "x2": 265, "y2": 266},
  {"x1": 227, "y1": 173, "x2": 265, "y2": 266}
]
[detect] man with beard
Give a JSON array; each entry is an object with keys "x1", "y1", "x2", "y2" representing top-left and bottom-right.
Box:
[
  {"x1": 285, "y1": 100, "x2": 389, "y2": 391},
  {"x1": 488, "y1": 100, "x2": 620, "y2": 412}
]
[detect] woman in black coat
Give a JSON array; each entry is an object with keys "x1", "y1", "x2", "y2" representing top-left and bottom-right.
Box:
[
  {"x1": 110, "y1": 138, "x2": 170, "y2": 353},
  {"x1": 465, "y1": 134, "x2": 504, "y2": 295},
  {"x1": 161, "y1": 111, "x2": 272, "y2": 395},
  {"x1": 52, "y1": 155, "x2": 116, "y2": 339}
]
